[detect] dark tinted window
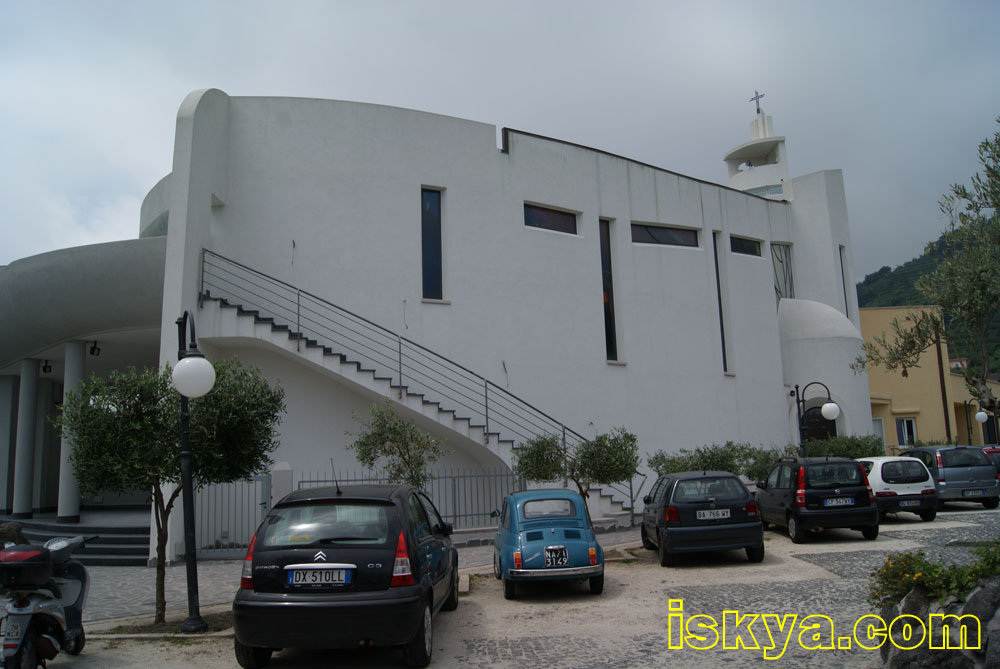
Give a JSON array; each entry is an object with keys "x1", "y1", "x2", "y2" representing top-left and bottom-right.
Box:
[
  {"x1": 805, "y1": 463, "x2": 861, "y2": 488},
  {"x1": 524, "y1": 204, "x2": 577, "y2": 234},
  {"x1": 672, "y1": 477, "x2": 746, "y2": 502},
  {"x1": 421, "y1": 189, "x2": 443, "y2": 299},
  {"x1": 766, "y1": 467, "x2": 780, "y2": 488},
  {"x1": 730, "y1": 236, "x2": 761, "y2": 256},
  {"x1": 599, "y1": 219, "x2": 618, "y2": 361},
  {"x1": 777, "y1": 465, "x2": 793, "y2": 489},
  {"x1": 407, "y1": 495, "x2": 431, "y2": 540},
  {"x1": 631, "y1": 223, "x2": 698, "y2": 247},
  {"x1": 418, "y1": 493, "x2": 446, "y2": 534},
  {"x1": 988, "y1": 452, "x2": 1000, "y2": 467},
  {"x1": 941, "y1": 449, "x2": 992, "y2": 468},
  {"x1": 881, "y1": 460, "x2": 930, "y2": 483},
  {"x1": 859, "y1": 461, "x2": 873, "y2": 475},
  {"x1": 259, "y1": 502, "x2": 391, "y2": 547}
]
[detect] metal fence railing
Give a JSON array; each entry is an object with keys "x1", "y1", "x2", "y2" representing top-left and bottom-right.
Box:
[
  {"x1": 196, "y1": 474, "x2": 271, "y2": 559},
  {"x1": 297, "y1": 468, "x2": 525, "y2": 530},
  {"x1": 199, "y1": 249, "x2": 641, "y2": 516}
]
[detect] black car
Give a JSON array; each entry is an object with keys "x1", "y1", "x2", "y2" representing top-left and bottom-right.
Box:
[
  {"x1": 232, "y1": 485, "x2": 459, "y2": 668},
  {"x1": 755, "y1": 457, "x2": 879, "y2": 543},
  {"x1": 640, "y1": 471, "x2": 764, "y2": 566}
]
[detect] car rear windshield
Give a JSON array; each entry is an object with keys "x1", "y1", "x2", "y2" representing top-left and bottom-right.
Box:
[
  {"x1": 259, "y1": 502, "x2": 392, "y2": 548},
  {"x1": 805, "y1": 463, "x2": 862, "y2": 488},
  {"x1": 523, "y1": 498, "x2": 575, "y2": 519},
  {"x1": 672, "y1": 477, "x2": 746, "y2": 502},
  {"x1": 988, "y1": 452, "x2": 1000, "y2": 467},
  {"x1": 941, "y1": 449, "x2": 992, "y2": 468},
  {"x1": 881, "y1": 460, "x2": 929, "y2": 483}
]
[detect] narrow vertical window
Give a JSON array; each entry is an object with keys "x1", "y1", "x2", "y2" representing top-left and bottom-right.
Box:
[
  {"x1": 599, "y1": 220, "x2": 618, "y2": 361},
  {"x1": 713, "y1": 232, "x2": 728, "y2": 373},
  {"x1": 771, "y1": 243, "x2": 794, "y2": 306},
  {"x1": 421, "y1": 189, "x2": 442, "y2": 300}
]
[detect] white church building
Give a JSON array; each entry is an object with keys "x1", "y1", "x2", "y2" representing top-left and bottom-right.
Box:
[{"x1": 0, "y1": 89, "x2": 871, "y2": 559}]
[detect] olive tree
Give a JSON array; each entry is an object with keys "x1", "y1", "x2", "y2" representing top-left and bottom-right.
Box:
[
  {"x1": 515, "y1": 427, "x2": 640, "y2": 498},
  {"x1": 57, "y1": 358, "x2": 285, "y2": 624},
  {"x1": 347, "y1": 400, "x2": 447, "y2": 489},
  {"x1": 859, "y1": 118, "x2": 1000, "y2": 415}
]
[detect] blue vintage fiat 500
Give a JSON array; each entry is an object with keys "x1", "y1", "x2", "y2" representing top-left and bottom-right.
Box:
[{"x1": 492, "y1": 489, "x2": 604, "y2": 599}]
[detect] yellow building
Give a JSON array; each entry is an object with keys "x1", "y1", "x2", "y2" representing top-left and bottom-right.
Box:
[{"x1": 860, "y1": 306, "x2": 1000, "y2": 453}]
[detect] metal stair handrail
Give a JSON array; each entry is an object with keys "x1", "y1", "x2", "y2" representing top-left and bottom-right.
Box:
[{"x1": 199, "y1": 249, "x2": 642, "y2": 514}]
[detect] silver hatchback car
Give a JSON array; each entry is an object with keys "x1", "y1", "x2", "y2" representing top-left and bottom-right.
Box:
[{"x1": 901, "y1": 446, "x2": 1000, "y2": 509}]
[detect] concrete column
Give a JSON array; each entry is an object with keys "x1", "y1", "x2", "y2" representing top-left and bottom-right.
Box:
[
  {"x1": 57, "y1": 341, "x2": 85, "y2": 523},
  {"x1": 12, "y1": 359, "x2": 39, "y2": 518},
  {"x1": 0, "y1": 376, "x2": 16, "y2": 514}
]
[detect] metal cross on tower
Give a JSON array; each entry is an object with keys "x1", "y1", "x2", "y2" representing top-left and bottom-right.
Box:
[{"x1": 749, "y1": 90, "x2": 765, "y2": 113}]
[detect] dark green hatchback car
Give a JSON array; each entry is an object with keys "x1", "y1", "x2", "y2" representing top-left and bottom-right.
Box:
[{"x1": 640, "y1": 471, "x2": 764, "y2": 566}]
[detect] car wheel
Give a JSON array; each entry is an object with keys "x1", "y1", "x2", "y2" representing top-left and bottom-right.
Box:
[
  {"x1": 983, "y1": 498, "x2": 999, "y2": 510},
  {"x1": 640, "y1": 525, "x2": 656, "y2": 550},
  {"x1": 861, "y1": 524, "x2": 879, "y2": 540},
  {"x1": 65, "y1": 628, "x2": 86, "y2": 655},
  {"x1": 234, "y1": 638, "x2": 273, "y2": 669},
  {"x1": 493, "y1": 552, "x2": 502, "y2": 580},
  {"x1": 919, "y1": 509, "x2": 937, "y2": 522},
  {"x1": 442, "y1": 563, "x2": 459, "y2": 611},
  {"x1": 502, "y1": 577, "x2": 516, "y2": 600},
  {"x1": 402, "y1": 600, "x2": 433, "y2": 668},
  {"x1": 657, "y1": 532, "x2": 674, "y2": 567},
  {"x1": 787, "y1": 514, "x2": 806, "y2": 544},
  {"x1": 589, "y1": 574, "x2": 604, "y2": 595},
  {"x1": 746, "y1": 545, "x2": 764, "y2": 563}
]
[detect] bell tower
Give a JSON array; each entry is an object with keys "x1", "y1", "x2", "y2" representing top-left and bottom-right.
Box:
[{"x1": 723, "y1": 91, "x2": 790, "y2": 199}]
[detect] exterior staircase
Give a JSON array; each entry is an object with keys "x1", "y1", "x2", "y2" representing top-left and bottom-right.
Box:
[
  {"x1": 13, "y1": 517, "x2": 150, "y2": 567},
  {"x1": 197, "y1": 249, "x2": 639, "y2": 523}
]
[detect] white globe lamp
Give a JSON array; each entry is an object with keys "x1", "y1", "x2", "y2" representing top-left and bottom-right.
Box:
[
  {"x1": 975, "y1": 410, "x2": 989, "y2": 424},
  {"x1": 172, "y1": 355, "x2": 216, "y2": 398},
  {"x1": 821, "y1": 401, "x2": 841, "y2": 421}
]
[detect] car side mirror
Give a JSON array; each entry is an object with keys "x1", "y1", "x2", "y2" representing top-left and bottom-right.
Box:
[
  {"x1": 756, "y1": 481, "x2": 766, "y2": 490},
  {"x1": 490, "y1": 509, "x2": 499, "y2": 519},
  {"x1": 642, "y1": 495, "x2": 652, "y2": 505},
  {"x1": 438, "y1": 522, "x2": 453, "y2": 537}
]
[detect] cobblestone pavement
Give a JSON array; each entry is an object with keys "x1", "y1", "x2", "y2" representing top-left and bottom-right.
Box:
[{"x1": 44, "y1": 504, "x2": 1000, "y2": 667}]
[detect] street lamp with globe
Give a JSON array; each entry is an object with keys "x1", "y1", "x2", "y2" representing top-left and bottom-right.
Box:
[{"x1": 172, "y1": 311, "x2": 216, "y2": 634}]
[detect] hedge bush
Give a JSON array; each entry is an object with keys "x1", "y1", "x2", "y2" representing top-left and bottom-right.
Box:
[{"x1": 868, "y1": 539, "x2": 1000, "y2": 608}]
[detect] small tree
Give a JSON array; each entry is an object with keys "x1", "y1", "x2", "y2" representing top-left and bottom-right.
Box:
[
  {"x1": 859, "y1": 118, "x2": 1000, "y2": 414},
  {"x1": 57, "y1": 358, "x2": 285, "y2": 624},
  {"x1": 515, "y1": 427, "x2": 640, "y2": 498},
  {"x1": 347, "y1": 400, "x2": 447, "y2": 489}
]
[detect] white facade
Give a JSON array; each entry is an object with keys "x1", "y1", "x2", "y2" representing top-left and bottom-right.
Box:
[{"x1": 0, "y1": 90, "x2": 871, "y2": 556}]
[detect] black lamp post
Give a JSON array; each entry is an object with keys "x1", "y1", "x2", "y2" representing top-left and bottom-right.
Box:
[
  {"x1": 172, "y1": 311, "x2": 216, "y2": 634},
  {"x1": 791, "y1": 382, "x2": 840, "y2": 457}
]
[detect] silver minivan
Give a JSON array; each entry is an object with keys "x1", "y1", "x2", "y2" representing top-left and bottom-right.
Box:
[{"x1": 902, "y1": 446, "x2": 1000, "y2": 509}]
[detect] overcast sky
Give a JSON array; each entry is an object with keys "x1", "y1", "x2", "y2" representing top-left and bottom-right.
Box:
[{"x1": 2, "y1": 0, "x2": 999, "y2": 280}]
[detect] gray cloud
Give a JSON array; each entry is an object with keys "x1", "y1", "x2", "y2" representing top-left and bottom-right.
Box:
[{"x1": 2, "y1": 0, "x2": 999, "y2": 278}]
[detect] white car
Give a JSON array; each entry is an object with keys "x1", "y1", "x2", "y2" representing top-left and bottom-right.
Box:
[{"x1": 857, "y1": 456, "x2": 938, "y2": 522}]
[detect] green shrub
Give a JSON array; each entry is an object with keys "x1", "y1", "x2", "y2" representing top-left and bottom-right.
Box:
[
  {"x1": 867, "y1": 538, "x2": 1000, "y2": 609},
  {"x1": 803, "y1": 435, "x2": 884, "y2": 459}
]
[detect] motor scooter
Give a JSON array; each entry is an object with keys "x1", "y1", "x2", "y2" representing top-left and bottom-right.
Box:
[{"x1": 0, "y1": 535, "x2": 93, "y2": 668}]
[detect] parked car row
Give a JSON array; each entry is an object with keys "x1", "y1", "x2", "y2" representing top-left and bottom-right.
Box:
[{"x1": 229, "y1": 446, "x2": 1000, "y2": 668}]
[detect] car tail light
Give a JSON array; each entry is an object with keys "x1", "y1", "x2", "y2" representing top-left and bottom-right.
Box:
[
  {"x1": 935, "y1": 452, "x2": 945, "y2": 483},
  {"x1": 744, "y1": 499, "x2": 759, "y2": 517},
  {"x1": 860, "y1": 465, "x2": 875, "y2": 504},
  {"x1": 513, "y1": 551, "x2": 522, "y2": 569},
  {"x1": 875, "y1": 491, "x2": 897, "y2": 497},
  {"x1": 921, "y1": 488, "x2": 936, "y2": 495},
  {"x1": 589, "y1": 547, "x2": 597, "y2": 565},
  {"x1": 390, "y1": 529, "x2": 414, "y2": 587},
  {"x1": 664, "y1": 506, "x2": 679, "y2": 522},
  {"x1": 240, "y1": 534, "x2": 257, "y2": 590},
  {"x1": 795, "y1": 467, "x2": 806, "y2": 507}
]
